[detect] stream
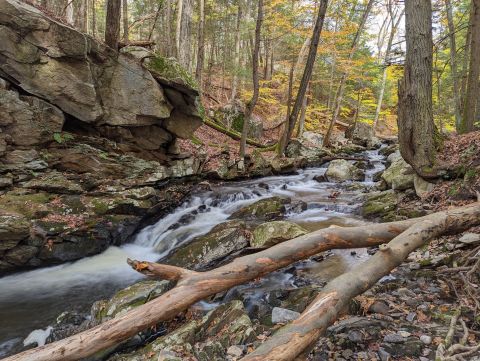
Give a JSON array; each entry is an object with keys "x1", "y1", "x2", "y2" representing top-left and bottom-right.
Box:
[{"x1": 0, "y1": 147, "x2": 386, "y2": 358}]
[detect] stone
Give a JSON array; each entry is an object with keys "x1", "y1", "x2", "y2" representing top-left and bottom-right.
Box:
[
  {"x1": 271, "y1": 307, "x2": 300, "y2": 324},
  {"x1": 383, "y1": 333, "x2": 406, "y2": 343},
  {"x1": 362, "y1": 191, "x2": 398, "y2": 220},
  {"x1": 378, "y1": 348, "x2": 391, "y2": 361},
  {"x1": 230, "y1": 197, "x2": 290, "y2": 221},
  {"x1": 0, "y1": 214, "x2": 30, "y2": 251},
  {"x1": 382, "y1": 155, "x2": 415, "y2": 191},
  {"x1": 251, "y1": 221, "x2": 307, "y2": 248},
  {"x1": 227, "y1": 345, "x2": 244, "y2": 358},
  {"x1": 4, "y1": 245, "x2": 38, "y2": 265},
  {"x1": 325, "y1": 159, "x2": 364, "y2": 182},
  {"x1": 345, "y1": 122, "x2": 378, "y2": 148},
  {"x1": 301, "y1": 131, "x2": 324, "y2": 147},
  {"x1": 459, "y1": 232, "x2": 480, "y2": 245},
  {"x1": 4, "y1": 149, "x2": 39, "y2": 164},
  {"x1": 414, "y1": 174, "x2": 435, "y2": 197},
  {"x1": 22, "y1": 172, "x2": 84, "y2": 194},
  {"x1": 166, "y1": 220, "x2": 250, "y2": 270},
  {"x1": 0, "y1": 176, "x2": 13, "y2": 188},
  {"x1": 419, "y1": 335, "x2": 432, "y2": 345}
]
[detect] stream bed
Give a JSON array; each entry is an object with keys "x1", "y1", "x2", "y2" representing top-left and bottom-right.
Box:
[{"x1": 0, "y1": 148, "x2": 385, "y2": 357}]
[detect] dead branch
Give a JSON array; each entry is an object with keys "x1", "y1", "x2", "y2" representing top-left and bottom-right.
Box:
[{"x1": 5, "y1": 203, "x2": 480, "y2": 361}]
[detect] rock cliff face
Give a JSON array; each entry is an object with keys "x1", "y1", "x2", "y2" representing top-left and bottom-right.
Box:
[{"x1": 0, "y1": 0, "x2": 204, "y2": 274}]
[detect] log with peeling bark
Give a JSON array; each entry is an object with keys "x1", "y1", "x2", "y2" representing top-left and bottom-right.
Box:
[
  {"x1": 5, "y1": 203, "x2": 480, "y2": 361},
  {"x1": 241, "y1": 203, "x2": 480, "y2": 360}
]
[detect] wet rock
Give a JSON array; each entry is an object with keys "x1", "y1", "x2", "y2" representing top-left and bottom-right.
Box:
[
  {"x1": 271, "y1": 307, "x2": 300, "y2": 324},
  {"x1": 230, "y1": 196, "x2": 290, "y2": 221},
  {"x1": 313, "y1": 174, "x2": 327, "y2": 182},
  {"x1": 286, "y1": 140, "x2": 329, "y2": 163},
  {"x1": 166, "y1": 220, "x2": 250, "y2": 270},
  {"x1": 382, "y1": 153, "x2": 414, "y2": 191},
  {"x1": 94, "y1": 280, "x2": 172, "y2": 322},
  {"x1": 270, "y1": 157, "x2": 302, "y2": 174},
  {"x1": 325, "y1": 159, "x2": 364, "y2": 182},
  {"x1": 4, "y1": 245, "x2": 38, "y2": 265},
  {"x1": 251, "y1": 221, "x2": 307, "y2": 248}
]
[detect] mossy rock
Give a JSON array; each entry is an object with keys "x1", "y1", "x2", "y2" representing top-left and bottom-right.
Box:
[
  {"x1": 95, "y1": 280, "x2": 172, "y2": 322},
  {"x1": 0, "y1": 191, "x2": 53, "y2": 219},
  {"x1": 251, "y1": 221, "x2": 307, "y2": 248},
  {"x1": 0, "y1": 214, "x2": 31, "y2": 251},
  {"x1": 229, "y1": 196, "x2": 290, "y2": 221},
  {"x1": 144, "y1": 56, "x2": 198, "y2": 90},
  {"x1": 362, "y1": 191, "x2": 398, "y2": 220}
]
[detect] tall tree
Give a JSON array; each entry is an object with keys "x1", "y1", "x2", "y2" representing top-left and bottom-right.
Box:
[
  {"x1": 231, "y1": 1, "x2": 243, "y2": 101},
  {"x1": 239, "y1": 0, "x2": 263, "y2": 168},
  {"x1": 373, "y1": 1, "x2": 403, "y2": 129},
  {"x1": 122, "y1": 0, "x2": 128, "y2": 43},
  {"x1": 280, "y1": 0, "x2": 329, "y2": 154},
  {"x1": 176, "y1": 0, "x2": 193, "y2": 68},
  {"x1": 105, "y1": 0, "x2": 121, "y2": 49},
  {"x1": 445, "y1": 0, "x2": 462, "y2": 129},
  {"x1": 195, "y1": 0, "x2": 205, "y2": 84},
  {"x1": 461, "y1": 0, "x2": 480, "y2": 133},
  {"x1": 323, "y1": 0, "x2": 374, "y2": 147},
  {"x1": 398, "y1": 0, "x2": 436, "y2": 178}
]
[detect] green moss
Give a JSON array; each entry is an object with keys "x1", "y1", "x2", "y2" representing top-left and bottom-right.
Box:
[
  {"x1": 90, "y1": 199, "x2": 109, "y2": 215},
  {"x1": 0, "y1": 192, "x2": 52, "y2": 219},
  {"x1": 145, "y1": 56, "x2": 198, "y2": 90},
  {"x1": 231, "y1": 113, "x2": 245, "y2": 133}
]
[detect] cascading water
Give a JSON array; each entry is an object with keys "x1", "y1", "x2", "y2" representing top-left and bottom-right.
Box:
[{"x1": 0, "y1": 147, "x2": 386, "y2": 357}]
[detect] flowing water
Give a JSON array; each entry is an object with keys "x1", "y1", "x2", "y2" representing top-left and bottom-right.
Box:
[{"x1": 0, "y1": 147, "x2": 385, "y2": 357}]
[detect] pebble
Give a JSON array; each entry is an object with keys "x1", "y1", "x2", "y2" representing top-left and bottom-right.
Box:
[
  {"x1": 420, "y1": 335, "x2": 432, "y2": 345},
  {"x1": 227, "y1": 345, "x2": 244, "y2": 357},
  {"x1": 383, "y1": 333, "x2": 406, "y2": 343},
  {"x1": 378, "y1": 348, "x2": 391, "y2": 361},
  {"x1": 459, "y1": 232, "x2": 480, "y2": 245},
  {"x1": 406, "y1": 312, "x2": 416, "y2": 322},
  {"x1": 398, "y1": 330, "x2": 411, "y2": 338}
]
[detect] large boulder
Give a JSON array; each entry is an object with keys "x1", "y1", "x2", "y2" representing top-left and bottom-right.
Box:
[
  {"x1": 166, "y1": 220, "x2": 250, "y2": 270},
  {"x1": 382, "y1": 153, "x2": 415, "y2": 191},
  {"x1": 345, "y1": 122, "x2": 380, "y2": 149},
  {"x1": 362, "y1": 190, "x2": 398, "y2": 220},
  {"x1": 217, "y1": 100, "x2": 264, "y2": 139},
  {"x1": 301, "y1": 131, "x2": 324, "y2": 147},
  {"x1": 251, "y1": 221, "x2": 308, "y2": 248},
  {"x1": 0, "y1": 0, "x2": 202, "y2": 150},
  {"x1": 230, "y1": 196, "x2": 290, "y2": 221},
  {"x1": 325, "y1": 159, "x2": 364, "y2": 182}
]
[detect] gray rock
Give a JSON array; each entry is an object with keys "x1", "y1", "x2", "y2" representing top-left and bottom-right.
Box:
[
  {"x1": 271, "y1": 307, "x2": 300, "y2": 324},
  {"x1": 459, "y1": 232, "x2": 480, "y2": 245},
  {"x1": 382, "y1": 154, "x2": 415, "y2": 191},
  {"x1": 414, "y1": 174, "x2": 435, "y2": 197},
  {"x1": 420, "y1": 335, "x2": 432, "y2": 345},
  {"x1": 251, "y1": 221, "x2": 307, "y2": 248},
  {"x1": 226, "y1": 345, "x2": 244, "y2": 358},
  {"x1": 325, "y1": 159, "x2": 364, "y2": 182},
  {"x1": 383, "y1": 333, "x2": 406, "y2": 343}
]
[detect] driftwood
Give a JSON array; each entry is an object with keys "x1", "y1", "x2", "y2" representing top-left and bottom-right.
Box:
[{"x1": 5, "y1": 203, "x2": 480, "y2": 361}]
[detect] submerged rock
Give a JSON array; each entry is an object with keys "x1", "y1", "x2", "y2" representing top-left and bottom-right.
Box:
[
  {"x1": 251, "y1": 221, "x2": 307, "y2": 248},
  {"x1": 166, "y1": 220, "x2": 250, "y2": 270},
  {"x1": 325, "y1": 159, "x2": 364, "y2": 182}
]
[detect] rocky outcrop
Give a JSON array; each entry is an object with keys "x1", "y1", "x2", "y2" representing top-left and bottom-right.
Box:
[
  {"x1": 345, "y1": 122, "x2": 381, "y2": 149},
  {"x1": 251, "y1": 221, "x2": 307, "y2": 248},
  {"x1": 0, "y1": 0, "x2": 208, "y2": 274},
  {"x1": 229, "y1": 197, "x2": 290, "y2": 221},
  {"x1": 325, "y1": 159, "x2": 365, "y2": 182}
]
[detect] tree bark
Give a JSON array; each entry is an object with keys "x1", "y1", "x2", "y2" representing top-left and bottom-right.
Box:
[
  {"x1": 445, "y1": 0, "x2": 462, "y2": 130},
  {"x1": 240, "y1": 203, "x2": 480, "y2": 361},
  {"x1": 323, "y1": 0, "x2": 374, "y2": 147},
  {"x1": 280, "y1": 0, "x2": 328, "y2": 154},
  {"x1": 6, "y1": 203, "x2": 480, "y2": 361},
  {"x1": 195, "y1": 0, "x2": 205, "y2": 85},
  {"x1": 461, "y1": 0, "x2": 480, "y2": 133},
  {"x1": 91, "y1": 0, "x2": 96, "y2": 37},
  {"x1": 122, "y1": 0, "x2": 128, "y2": 42},
  {"x1": 398, "y1": 0, "x2": 437, "y2": 178},
  {"x1": 231, "y1": 0, "x2": 243, "y2": 101},
  {"x1": 105, "y1": 0, "x2": 121, "y2": 49},
  {"x1": 239, "y1": 0, "x2": 263, "y2": 166}
]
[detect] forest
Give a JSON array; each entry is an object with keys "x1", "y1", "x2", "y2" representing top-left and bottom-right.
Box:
[{"x1": 0, "y1": 0, "x2": 479, "y2": 360}]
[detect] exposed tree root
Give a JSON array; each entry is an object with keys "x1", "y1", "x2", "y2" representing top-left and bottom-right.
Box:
[{"x1": 5, "y1": 203, "x2": 480, "y2": 361}]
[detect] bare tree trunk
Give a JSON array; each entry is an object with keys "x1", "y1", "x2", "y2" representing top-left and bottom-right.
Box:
[
  {"x1": 461, "y1": 3, "x2": 474, "y2": 110},
  {"x1": 164, "y1": 0, "x2": 172, "y2": 56},
  {"x1": 280, "y1": 0, "x2": 328, "y2": 154},
  {"x1": 239, "y1": 0, "x2": 263, "y2": 166},
  {"x1": 398, "y1": 0, "x2": 437, "y2": 178},
  {"x1": 278, "y1": 61, "x2": 295, "y2": 155},
  {"x1": 231, "y1": 0, "x2": 242, "y2": 101},
  {"x1": 175, "y1": 0, "x2": 183, "y2": 58},
  {"x1": 445, "y1": 0, "x2": 462, "y2": 130},
  {"x1": 373, "y1": 3, "x2": 403, "y2": 129},
  {"x1": 6, "y1": 203, "x2": 480, "y2": 361},
  {"x1": 461, "y1": 0, "x2": 480, "y2": 133},
  {"x1": 296, "y1": 83, "x2": 309, "y2": 138},
  {"x1": 122, "y1": 0, "x2": 128, "y2": 42},
  {"x1": 65, "y1": 0, "x2": 74, "y2": 25},
  {"x1": 240, "y1": 203, "x2": 480, "y2": 361},
  {"x1": 324, "y1": 0, "x2": 374, "y2": 147},
  {"x1": 105, "y1": 0, "x2": 121, "y2": 49},
  {"x1": 195, "y1": 0, "x2": 205, "y2": 85},
  {"x1": 91, "y1": 0, "x2": 96, "y2": 37}
]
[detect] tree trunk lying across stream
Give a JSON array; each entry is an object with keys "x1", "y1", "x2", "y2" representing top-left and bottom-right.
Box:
[{"x1": 5, "y1": 203, "x2": 480, "y2": 361}]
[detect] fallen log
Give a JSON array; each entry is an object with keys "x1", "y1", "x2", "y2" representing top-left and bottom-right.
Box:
[
  {"x1": 241, "y1": 202, "x2": 480, "y2": 361},
  {"x1": 5, "y1": 204, "x2": 480, "y2": 361}
]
